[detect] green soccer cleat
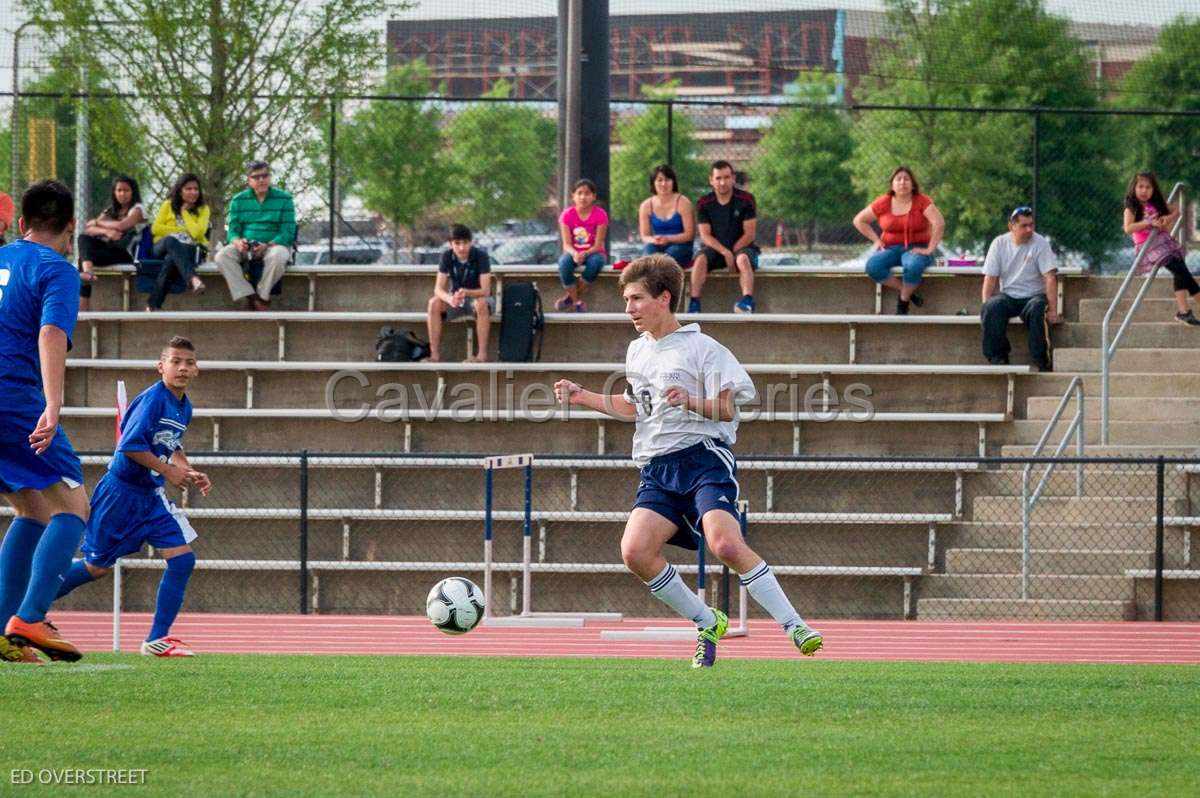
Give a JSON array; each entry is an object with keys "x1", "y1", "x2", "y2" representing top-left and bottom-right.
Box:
[
  {"x1": 790, "y1": 624, "x2": 823, "y2": 656},
  {"x1": 692, "y1": 608, "x2": 729, "y2": 669}
]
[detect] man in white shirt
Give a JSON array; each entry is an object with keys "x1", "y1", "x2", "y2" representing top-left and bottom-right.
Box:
[
  {"x1": 981, "y1": 206, "x2": 1059, "y2": 370},
  {"x1": 554, "y1": 254, "x2": 822, "y2": 668}
]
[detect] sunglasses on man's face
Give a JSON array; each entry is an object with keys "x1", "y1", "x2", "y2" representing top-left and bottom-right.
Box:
[
  {"x1": 249, "y1": 173, "x2": 270, "y2": 181},
  {"x1": 1009, "y1": 206, "x2": 1033, "y2": 222}
]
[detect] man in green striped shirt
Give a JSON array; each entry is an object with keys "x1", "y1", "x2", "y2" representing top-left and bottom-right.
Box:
[{"x1": 215, "y1": 160, "x2": 296, "y2": 310}]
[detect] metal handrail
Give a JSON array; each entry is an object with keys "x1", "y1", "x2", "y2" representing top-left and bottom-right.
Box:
[
  {"x1": 1100, "y1": 182, "x2": 1187, "y2": 444},
  {"x1": 1021, "y1": 377, "x2": 1085, "y2": 599}
]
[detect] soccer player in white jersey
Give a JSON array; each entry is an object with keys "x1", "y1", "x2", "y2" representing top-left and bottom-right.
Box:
[{"x1": 554, "y1": 254, "x2": 822, "y2": 667}]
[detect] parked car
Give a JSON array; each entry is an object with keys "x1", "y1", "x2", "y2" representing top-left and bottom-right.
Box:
[
  {"x1": 475, "y1": 219, "x2": 554, "y2": 251},
  {"x1": 294, "y1": 242, "x2": 385, "y2": 266},
  {"x1": 489, "y1": 235, "x2": 561, "y2": 265}
]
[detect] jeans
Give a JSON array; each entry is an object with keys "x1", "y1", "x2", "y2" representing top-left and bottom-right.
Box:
[
  {"x1": 77, "y1": 233, "x2": 134, "y2": 297},
  {"x1": 147, "y1": 236, "x2": 199, "y2": 309},
  {"x1": 558, "y1": 252, "x2": 605, "y2": 287},
  {"x1": 865, "y1": 245, "x2": 933, "y2": 284},
  {"x1": 981, "y1": 292, "x2": 1050, "y2": 367},
  {"x1": 642, "y1": 242, "x2": 694, "y2": 267}
]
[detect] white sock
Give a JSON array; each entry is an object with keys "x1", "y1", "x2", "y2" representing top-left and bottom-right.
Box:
[
  {"x1": 740, "y1": 561, "x2": 804, "y2": 631},
  {"x1": 645, "y1": 563, "x2": 716, "y2": 628}
]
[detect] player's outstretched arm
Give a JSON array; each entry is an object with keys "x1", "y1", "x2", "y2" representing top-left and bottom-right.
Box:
[
  {"x1": 553, "y1": 380, "x2": 637, "y2": 420},
  {"x1": 29, "y1": 325, "x2": 69, "y2": 454}
]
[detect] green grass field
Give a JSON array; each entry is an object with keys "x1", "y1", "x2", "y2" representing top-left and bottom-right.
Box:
[{"x1": 2, "y1": 655, "x2": 1196, "y2": 796}]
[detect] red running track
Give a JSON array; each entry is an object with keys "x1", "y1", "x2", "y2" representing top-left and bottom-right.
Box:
[{"x1": 52, "y1": 612, "x2": 1200, "y2": 665}]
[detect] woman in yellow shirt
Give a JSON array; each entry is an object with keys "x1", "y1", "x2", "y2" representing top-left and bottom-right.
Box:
[{"x1": 147, "y1": 173, "x2": 210, "y2": 310}]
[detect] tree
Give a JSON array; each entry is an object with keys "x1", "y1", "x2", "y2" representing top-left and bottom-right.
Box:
[
  {"x1": 32, "y1": 0, "x2": 410, "y2": 238},
  {"x1": 12, "y1": 56, "x2": 146, "y2": 213},
  {"x1": 752, "y1": 72, "x2": 858, "y2": 249},
  {"x1": 1117, "y1": 17, "x2": 1200, "y2": 197},
  {"x1": 341, "y1": 64, "x2": 448, "y2": 259},
  {"x1": 609, "y1": 83, "x2": 707, "y2": 227},
  {"x1": 847, "y1": 0, "x2": 1121, "y2": 261},
  {"x1": 444, "y1": 80, "x2": 557, "y2": 230}
]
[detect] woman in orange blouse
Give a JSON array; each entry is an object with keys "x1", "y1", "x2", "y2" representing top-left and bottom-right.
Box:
[{"x1": 852, "y1": 166, "x2": 945, "y2": 314}]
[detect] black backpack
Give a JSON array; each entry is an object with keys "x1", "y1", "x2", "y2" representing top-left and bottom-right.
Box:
[
  {"x1": 376, "y1": 328, "x2": 430, "y2": 362},
  {"x1": 498, "y1": 282, "x2": 544, "y2": 362}
]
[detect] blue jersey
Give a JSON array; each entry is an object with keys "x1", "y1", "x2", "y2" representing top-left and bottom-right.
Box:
[
  {"x1": 108, "y1": 380, "x2": 193, "y2": 489},
  {"x1": 0, "y1": 240, "x2": 79, "y2": 436}
]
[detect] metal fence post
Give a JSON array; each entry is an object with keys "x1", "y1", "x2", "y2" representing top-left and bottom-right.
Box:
[
  {"x1": 483, "y1": 464, "x2": 494, "y2": 618},
  {"x1": 1154, "y1": 456, "x2": 1165, "y2": 622},
  {"x1": 299, "y1": 449, "x2": 309, "y2": 615},
  {"x1": 666, "y1": 100, "x2": 674, "y2": 166},
  {"x1": 522, "y1": 461, "x2": 532, "y2": 615},
  {"x1": 328, "y1": 95, "x2": 337, "y2": 264},
  {"x1": 1031, "y1": 110, "x2": 1040, "y2": 222}
]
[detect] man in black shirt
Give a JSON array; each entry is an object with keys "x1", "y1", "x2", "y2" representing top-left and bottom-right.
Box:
[
  {"x1": 691, "y1": 160, "x2": 759, "y2": 314},
  {"x1": 427, "y1": 224, "x2": 494, "y2": 362}
]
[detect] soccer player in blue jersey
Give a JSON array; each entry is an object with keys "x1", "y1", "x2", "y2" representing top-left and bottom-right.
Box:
[
  {"x1": 0, "y1": 180, "x2": 90, "y2": 664},
  {"x1": 55, "y1": 336, "x2": 210, "y2": 657}
]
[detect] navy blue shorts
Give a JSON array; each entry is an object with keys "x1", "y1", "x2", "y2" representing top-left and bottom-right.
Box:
[
  {"x1": 0, "y1": 425, "x2": 83, "y2": 494},
  {"x1": 634, "y1": 439, "x2": 741, "y2": 550},
  {"x1": 81, "y1": 473, "x2": 197, "y2": 568}
]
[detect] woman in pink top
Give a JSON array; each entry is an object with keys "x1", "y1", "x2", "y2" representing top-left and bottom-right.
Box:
[
  {"x1": 0, "y1": 190, "x2": 13, "y2": 243},
  {"x1": 1123, "y1": 171, "x2": 1199, "y2": 325},
  {"x1": 556, "y1": 179, "x2": 609, "y2": 312}
]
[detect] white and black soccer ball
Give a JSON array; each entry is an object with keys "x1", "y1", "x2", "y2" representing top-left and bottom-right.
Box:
[{"x1": 426, "y1": 577, "x2": 486, "y2": 635}]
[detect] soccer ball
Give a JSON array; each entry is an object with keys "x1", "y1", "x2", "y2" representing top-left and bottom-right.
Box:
[{"x1": 426, "y1": 577, "x2": 486, "y2": 635}]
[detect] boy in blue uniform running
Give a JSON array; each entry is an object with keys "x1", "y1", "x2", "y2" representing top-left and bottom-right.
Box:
[
  {"x1": 0, "y1": 180, "x2": 91, "y2": 664},
  {"x1": 55, "y1": 336, "x2": 210, "y2": 657}
]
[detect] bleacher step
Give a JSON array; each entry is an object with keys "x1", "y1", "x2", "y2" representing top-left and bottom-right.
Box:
[
  {"x1": 919, "y1": 573, "x2": 1132, "y2": 600},
  {"x1": 970, "y1": 495, "x2": 1182, "y2": 524},
  {"x1": 917, "y1": 597, "x2": 1135, "y2": 621},
  {"x1": 1026, "y1": 397, "x2": 1200, "y2": 422},
  {"x1": 1053, "y1": 348, "x2": 1200, "y2": 373},
  {"x1": 943, "y1": 548, "x2": 1155, "y2": 575},
  {"x1": 1009, "y1": 420, "x2": 1200, "y2": 446},
  {"x1": 942, "y1": 522, "x2": 1161, "y2": 550}
]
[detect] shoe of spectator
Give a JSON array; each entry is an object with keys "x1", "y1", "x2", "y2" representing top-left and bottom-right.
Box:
[
  {"x1": 574, "y1": 300, "x2": 588, "y2": 313},
  {"x1": 254, "y1": 297, "x2": 272, "y2": 311},
  {"x1": 896, "y1": 298, "x2": 910, "y2": 315},
  {"x1": 1035, "y1": 361, "x2": 1053, "y2": 372},
  {"x1": 987, "y1": 357, "x2": 1010, "y2": 366},
  {"x1": 1175, "y1": 310, "x2": 1200, "y2": 326},
  {"x1": 733, "y1": 296, "x2": 755, "y2": 314},
  {"x1": 555, "y1": 293, "x2": 573, "y2": 311},
  {"x1": 910, "y1": 293, "x2": 924, "y2": 307},
  {"x1": 243, "y1": 297, "x2": 256, "y2": 311},
  {"x1": 687, "y1": 298, "x2": 701, "y2": 314}
]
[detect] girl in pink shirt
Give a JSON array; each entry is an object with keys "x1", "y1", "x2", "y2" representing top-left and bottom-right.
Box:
[
  {"x1": 1123, "y1": 171, "x2": 1198, "y2": 325},
  {"x1": 556, "y1": 179, "x2": 609, "y2": 312}
]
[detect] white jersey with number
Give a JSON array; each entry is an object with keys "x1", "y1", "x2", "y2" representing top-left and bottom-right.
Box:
[{"x1": 624, "y1": 323, "x2": 756, "y2": 466}]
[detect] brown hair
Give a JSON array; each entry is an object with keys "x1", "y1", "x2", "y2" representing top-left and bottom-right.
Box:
[
  {"x1": 163, "y1": 336, "x2": 195, "y2": 354},
  {"x1": 887, "y1": 165, "x2": 920, "y2": 196},
  {"x1": 618, "y1": 254, "x2": 683, "y2": 308}
]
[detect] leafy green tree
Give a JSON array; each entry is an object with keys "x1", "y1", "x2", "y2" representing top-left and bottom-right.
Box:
[
  {"x1": 13, "y1": 57, "x2": 145, "y2": 213},
  {"x1": 847, "y1": 0, "x2": 1121, "y2": 260},
  {"x1": 445, "y1": 80, "x2": 557, "y2": 230},
  {"x1": 341, "y1": 64, "x2": 448, "y2": 259},
  {"x1": 32, "y1": 0, "x2": 410, "y2": 238},
  {"x1": 610, "y1": 84, "x2": 707, "y2": 226},
  {"x1": 1117, "y1": 17, "x2": 1200, "y2": 197},
  {"x1": 752, "y1": 72, "x2": 858, "y2": 249}
]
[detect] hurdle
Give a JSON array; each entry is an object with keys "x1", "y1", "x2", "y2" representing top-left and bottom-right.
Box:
[
  {"x1": 598, "y1": 500, "x2": 751, "y2": 641},
  {"x1": 481, "y1": 453, "x2": 623, "y2": 628}
]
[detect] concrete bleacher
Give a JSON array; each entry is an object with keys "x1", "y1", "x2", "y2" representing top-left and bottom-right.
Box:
[{"x1": 41, "y1": 264, "x2": 1200, "y2": 620}]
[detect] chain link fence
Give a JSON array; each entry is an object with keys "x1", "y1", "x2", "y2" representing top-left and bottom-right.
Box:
[{"x1": 32, "y1": 452, "x2": 1200, "y2": 623}]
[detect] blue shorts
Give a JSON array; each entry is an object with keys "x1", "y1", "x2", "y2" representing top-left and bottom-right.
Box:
[
  {"x1": 633, "y1": 439, "x2": 741, "y2": 550},
  {"x1": 81, "y1": 473, "x2": 197, "y2": 568},
  {"x1": 0, "y1": 425, "x2": 83, "y2": 494}
]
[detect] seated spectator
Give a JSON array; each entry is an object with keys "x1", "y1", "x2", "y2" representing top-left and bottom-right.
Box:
[
  {"x1": 427, "y1": 224, "x2": 493, "y2": 362},
  {"x1": 638, "y1": 164, "x2": 694, "y2": 267},
  {"x1": 78, "y1": 175, "x2": 147, "y2": 311},
  {"x1": 556, "y1": 179, "x2": 608, "y2": 312},
  {"x1": 146, "y1": 173, "x2": 210, "y2": 311},
  {"x1": 0, "y1": 189, "x2": 13, "y2": 244},
  {"x1": 690, "y1": 160, "x2": 758, "y2": 314},
  {"x1": 980, "y1": 206, "x2": 1058, "y2": 371},
  {"x1": 214, "y1": 160, "x2": 295, "y2": 310},
  {"x1": 1123, "y1": 171, "x2": 1199, "y2": 324},
  {"x1": 852, "y1": 166, "x2": 944, "y2": 314}
]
